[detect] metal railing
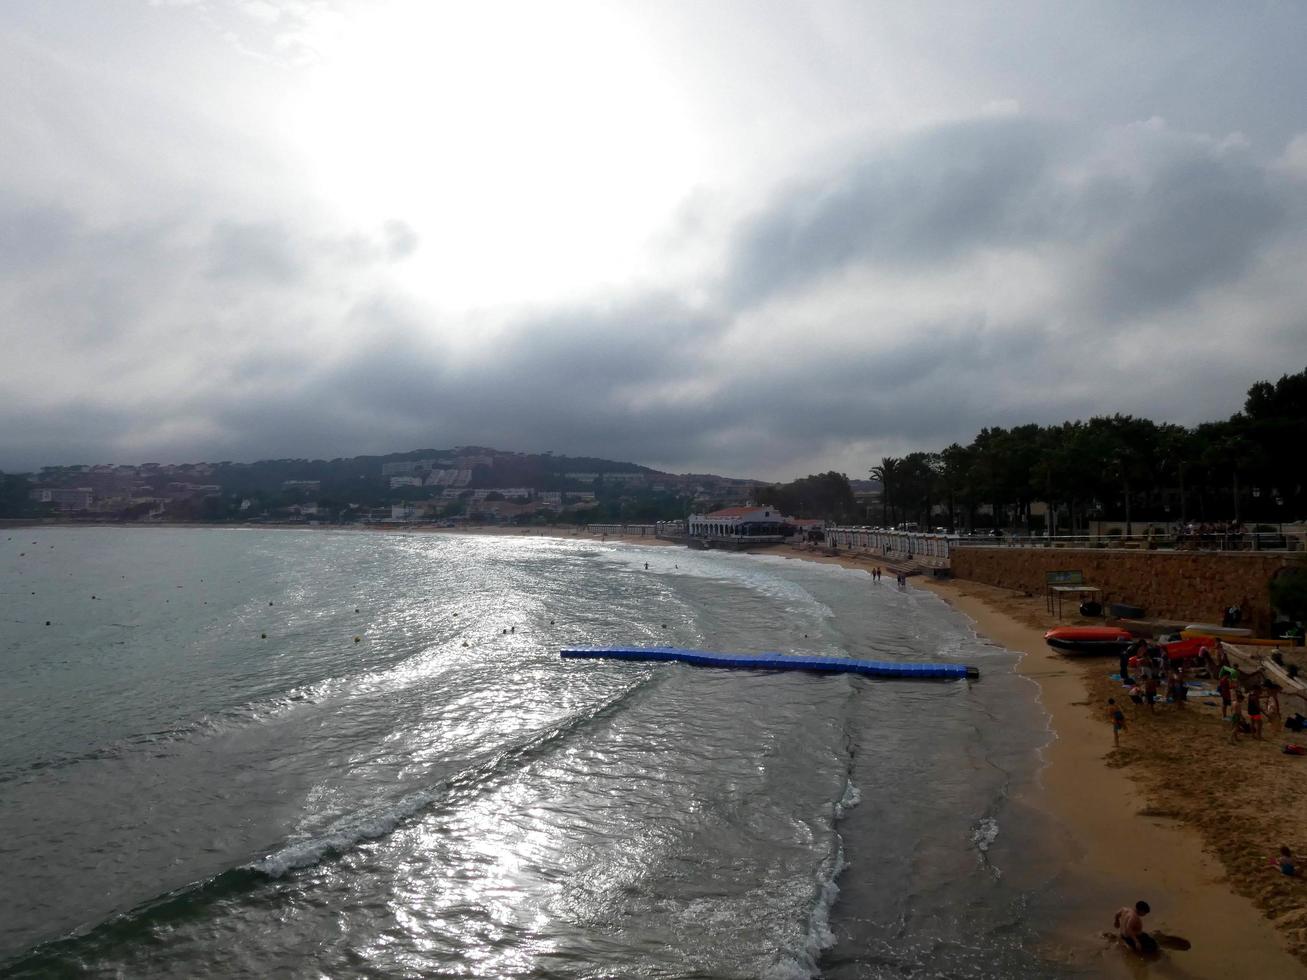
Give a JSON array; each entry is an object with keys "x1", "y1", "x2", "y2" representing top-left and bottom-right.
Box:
[{"x1": 950, "y1": 532, "x2": 1303, "y2": 552}]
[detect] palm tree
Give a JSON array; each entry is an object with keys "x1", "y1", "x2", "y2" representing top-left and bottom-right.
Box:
[{"x1": 870, "y1": 457, "x2": 900, "y2": 526}]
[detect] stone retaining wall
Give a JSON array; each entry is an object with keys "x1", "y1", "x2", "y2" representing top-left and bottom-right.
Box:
[{"x1": 950, "y1": 547, "x2": 1298, "y2": 633}]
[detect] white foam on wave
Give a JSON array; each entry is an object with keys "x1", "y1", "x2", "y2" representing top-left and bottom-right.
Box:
[
  {"x1": 834, "y1": 779, "x2": 861, "y2": 819},
  {"x1": 251, "y1": 673, "x2": 655, "y2": 877},
  {"x1": 763, "y1": 838, "x2": 847, "y2": 980},
  {"x1": 970, "y1": 816, "x2": 1003, "y2": 879},
  {"x1": 971, "y1": 815, "x2": 999, "y2": 853},
  {"x1": 252, "y1": 784, "x2": 444, "y2": 877}
]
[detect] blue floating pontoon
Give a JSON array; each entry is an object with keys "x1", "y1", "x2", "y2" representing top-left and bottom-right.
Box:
[{"x1": 560, "y1": 646, "x2": 978, "y2": 680}]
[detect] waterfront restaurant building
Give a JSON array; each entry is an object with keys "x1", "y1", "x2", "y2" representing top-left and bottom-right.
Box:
[{"x1": 687, "y1": 505, "x2": 789, "y2": 541}]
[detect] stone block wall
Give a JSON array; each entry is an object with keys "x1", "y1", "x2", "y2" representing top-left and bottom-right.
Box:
[{"x1": 950, "y1": 547, "x2": 1298, "y2": 633}]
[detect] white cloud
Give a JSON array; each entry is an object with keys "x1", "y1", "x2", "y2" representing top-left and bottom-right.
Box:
[
  {"x1": 1276, "y1": 133, "x2": 1307, "y2": 179},
  {"x1": 2, "y1": 2, "x2": 1307, "y2": 479}
]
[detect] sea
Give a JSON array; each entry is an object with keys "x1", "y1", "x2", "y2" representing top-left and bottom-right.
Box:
[{"x1": 0, "y1": 527, "x2": 1086, "y2": 978}]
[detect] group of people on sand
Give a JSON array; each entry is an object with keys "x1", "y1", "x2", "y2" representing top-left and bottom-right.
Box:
[
  {"x1": 1211, "y1": 647, "x2": 1283, "y2": 742},
  {"x1": 1116, "y1": 638, "x2": 1190, "y2": 716},
  {"x1": 1113, "y1": 637, "x2": 1283, "y2": 740},
  {"x1": 1104, "y1": 632, "x2": 1300, "y2": 957}
]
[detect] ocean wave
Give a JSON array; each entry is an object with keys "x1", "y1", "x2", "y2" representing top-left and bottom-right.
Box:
[
  {"x1": 0, "y1": 865, "x2": 266, "y2": 978},
  {"x1": 0, "y1": 683, "x2": 333, "y2": 785},
  {"x1": 1, "y1": 672, "x2": 659, "y2": 975},
  {"x1": 971, "y1": 815, "x2": 1000, "y2": 853},
  {"x1": 834, "y1": 778, "x2": 861, "y2": 819},
  {"x1": 764, "y1": 838, "x2": 847, "y2": 980},
  {"x1": 254, "y1": 671, "x2": 655, "y2": 876},
  {"x1": 970, "y1": 815, "x2": 1003, "y2": 879},
  {"x1": 0, "y1": 630, "x2": 495, "y2": 785}
]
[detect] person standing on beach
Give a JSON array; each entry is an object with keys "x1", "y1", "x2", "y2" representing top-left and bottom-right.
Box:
[
  {"x1": 1167, "y1": 668, "x2": 1186, "y2": 709},
  {"x1": 1265, "y1": 681, "x2": 1282, "y2": 730},
  {"x1": 1230, "y1": 693, "x2": 1247, "y2": 743},
  {"x1": 1120, "y1": 640, "x2": 1141, "y2": 685},
  {"x1": 1217, "y1": 673, "x2": 1233, "y2": 719},
  {"x1": 1247, "y1": 687, "x2": 1264, "y2": 739},
  {"x1": 1143, "y1": 672, "x2": 1158, "y2": 712},
  {"x1": 1108, "y1": 698, "x2": 1127, "y2": 747}
]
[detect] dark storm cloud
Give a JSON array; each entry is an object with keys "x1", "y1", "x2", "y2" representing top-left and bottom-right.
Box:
[
  {"x1": 726, "y1": 118, "x2": 1061, "y2": 306},
  {"x1": 725, "y1": 117, "x2": 1300, "y2": 333},
  {"x1": 293, "y1": 294, "x2": 724, "y2": 450},
  {"x1": 1090, "y1": 153, "x2": 1285, "y2": 318}
]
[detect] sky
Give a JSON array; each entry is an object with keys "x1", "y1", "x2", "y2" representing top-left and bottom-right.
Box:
[{"x1": 3, "y1": 1, "x2": 1307, "y2": 481}]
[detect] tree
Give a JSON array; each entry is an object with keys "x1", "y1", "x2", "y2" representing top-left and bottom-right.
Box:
[
  {"x1": 758, "y1": 472, "x2": 857, "y2": 522},
  {"x1": 1270, "y1": 565, "x2": 1307, "y2": 626},
  {"x1": 869, "y1": 458, "x2": 900, "y2": 525}
]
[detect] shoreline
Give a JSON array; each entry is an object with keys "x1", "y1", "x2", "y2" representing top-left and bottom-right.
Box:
[
  {"x1": 18, "y1": 523, "x2": 1304, "y2": 972},
  {"x1": 757, "y1": 541, "x2": 1303, "y2": 976},
  {"x1": 917, "y1": 578, "x2": 1300, "y2": 977},
  {"x1": 555, "y1": 530, "x2": 1304, "y2": 975}
]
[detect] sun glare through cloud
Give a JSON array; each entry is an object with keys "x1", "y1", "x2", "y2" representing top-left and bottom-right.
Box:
[
  {"x1": 288, "y1": 1, "x2": 703, "y2": 308},
  {"x1": 0, "y1": 0, "x2": 1306, "y2": 477}
]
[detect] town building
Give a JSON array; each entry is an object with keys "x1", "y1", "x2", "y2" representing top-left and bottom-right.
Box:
[
  {"x1": 688, "y1": 505, "x2": 790, "y2": 541},
  {"x1": 381, "y1": 459, "x2": 440, "y2": 477},
  {"x1": 29, "y1": 487, "x2": 94, "y2": 510}
]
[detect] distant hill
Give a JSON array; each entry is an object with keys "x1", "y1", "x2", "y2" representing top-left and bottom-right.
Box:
[{"x1": 22, "y1": 446, "x2": 769, "y2": 507}]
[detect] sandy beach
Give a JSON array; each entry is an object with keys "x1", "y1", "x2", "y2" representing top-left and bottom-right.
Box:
[{"x1": 544, "y1": 529, "x2": 1307, "y2": 976}]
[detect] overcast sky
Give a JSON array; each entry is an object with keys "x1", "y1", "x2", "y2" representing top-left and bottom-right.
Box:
[{"x1": 3, "y1": 1, "x2": 1307, "y2": 480}]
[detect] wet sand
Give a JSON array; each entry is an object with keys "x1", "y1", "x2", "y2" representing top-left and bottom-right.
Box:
[
  {"x1": 545, "y1": 531, "x2": 1306, "y2": 976},
  {"x1": 757, "y1": 542, "x2": 1305, "y2": 976}
]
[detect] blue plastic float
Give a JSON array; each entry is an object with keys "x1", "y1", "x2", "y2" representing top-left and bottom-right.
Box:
[{"x1": 560, "y1": 646, "x2": 978, "y2": 680}]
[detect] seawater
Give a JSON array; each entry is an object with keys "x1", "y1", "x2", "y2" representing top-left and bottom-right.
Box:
[{"x1": 0, "y1": 527, "x2": 1082, "y2": 978}]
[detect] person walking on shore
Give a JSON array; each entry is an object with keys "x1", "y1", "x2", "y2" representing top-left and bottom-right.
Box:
[
  {"x1": 1217, "y1": 673, "x2": 1233, "y2": 719},
  {"x1": 1108, "y1": 698, "x2": 1127, "y2": 747}
]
